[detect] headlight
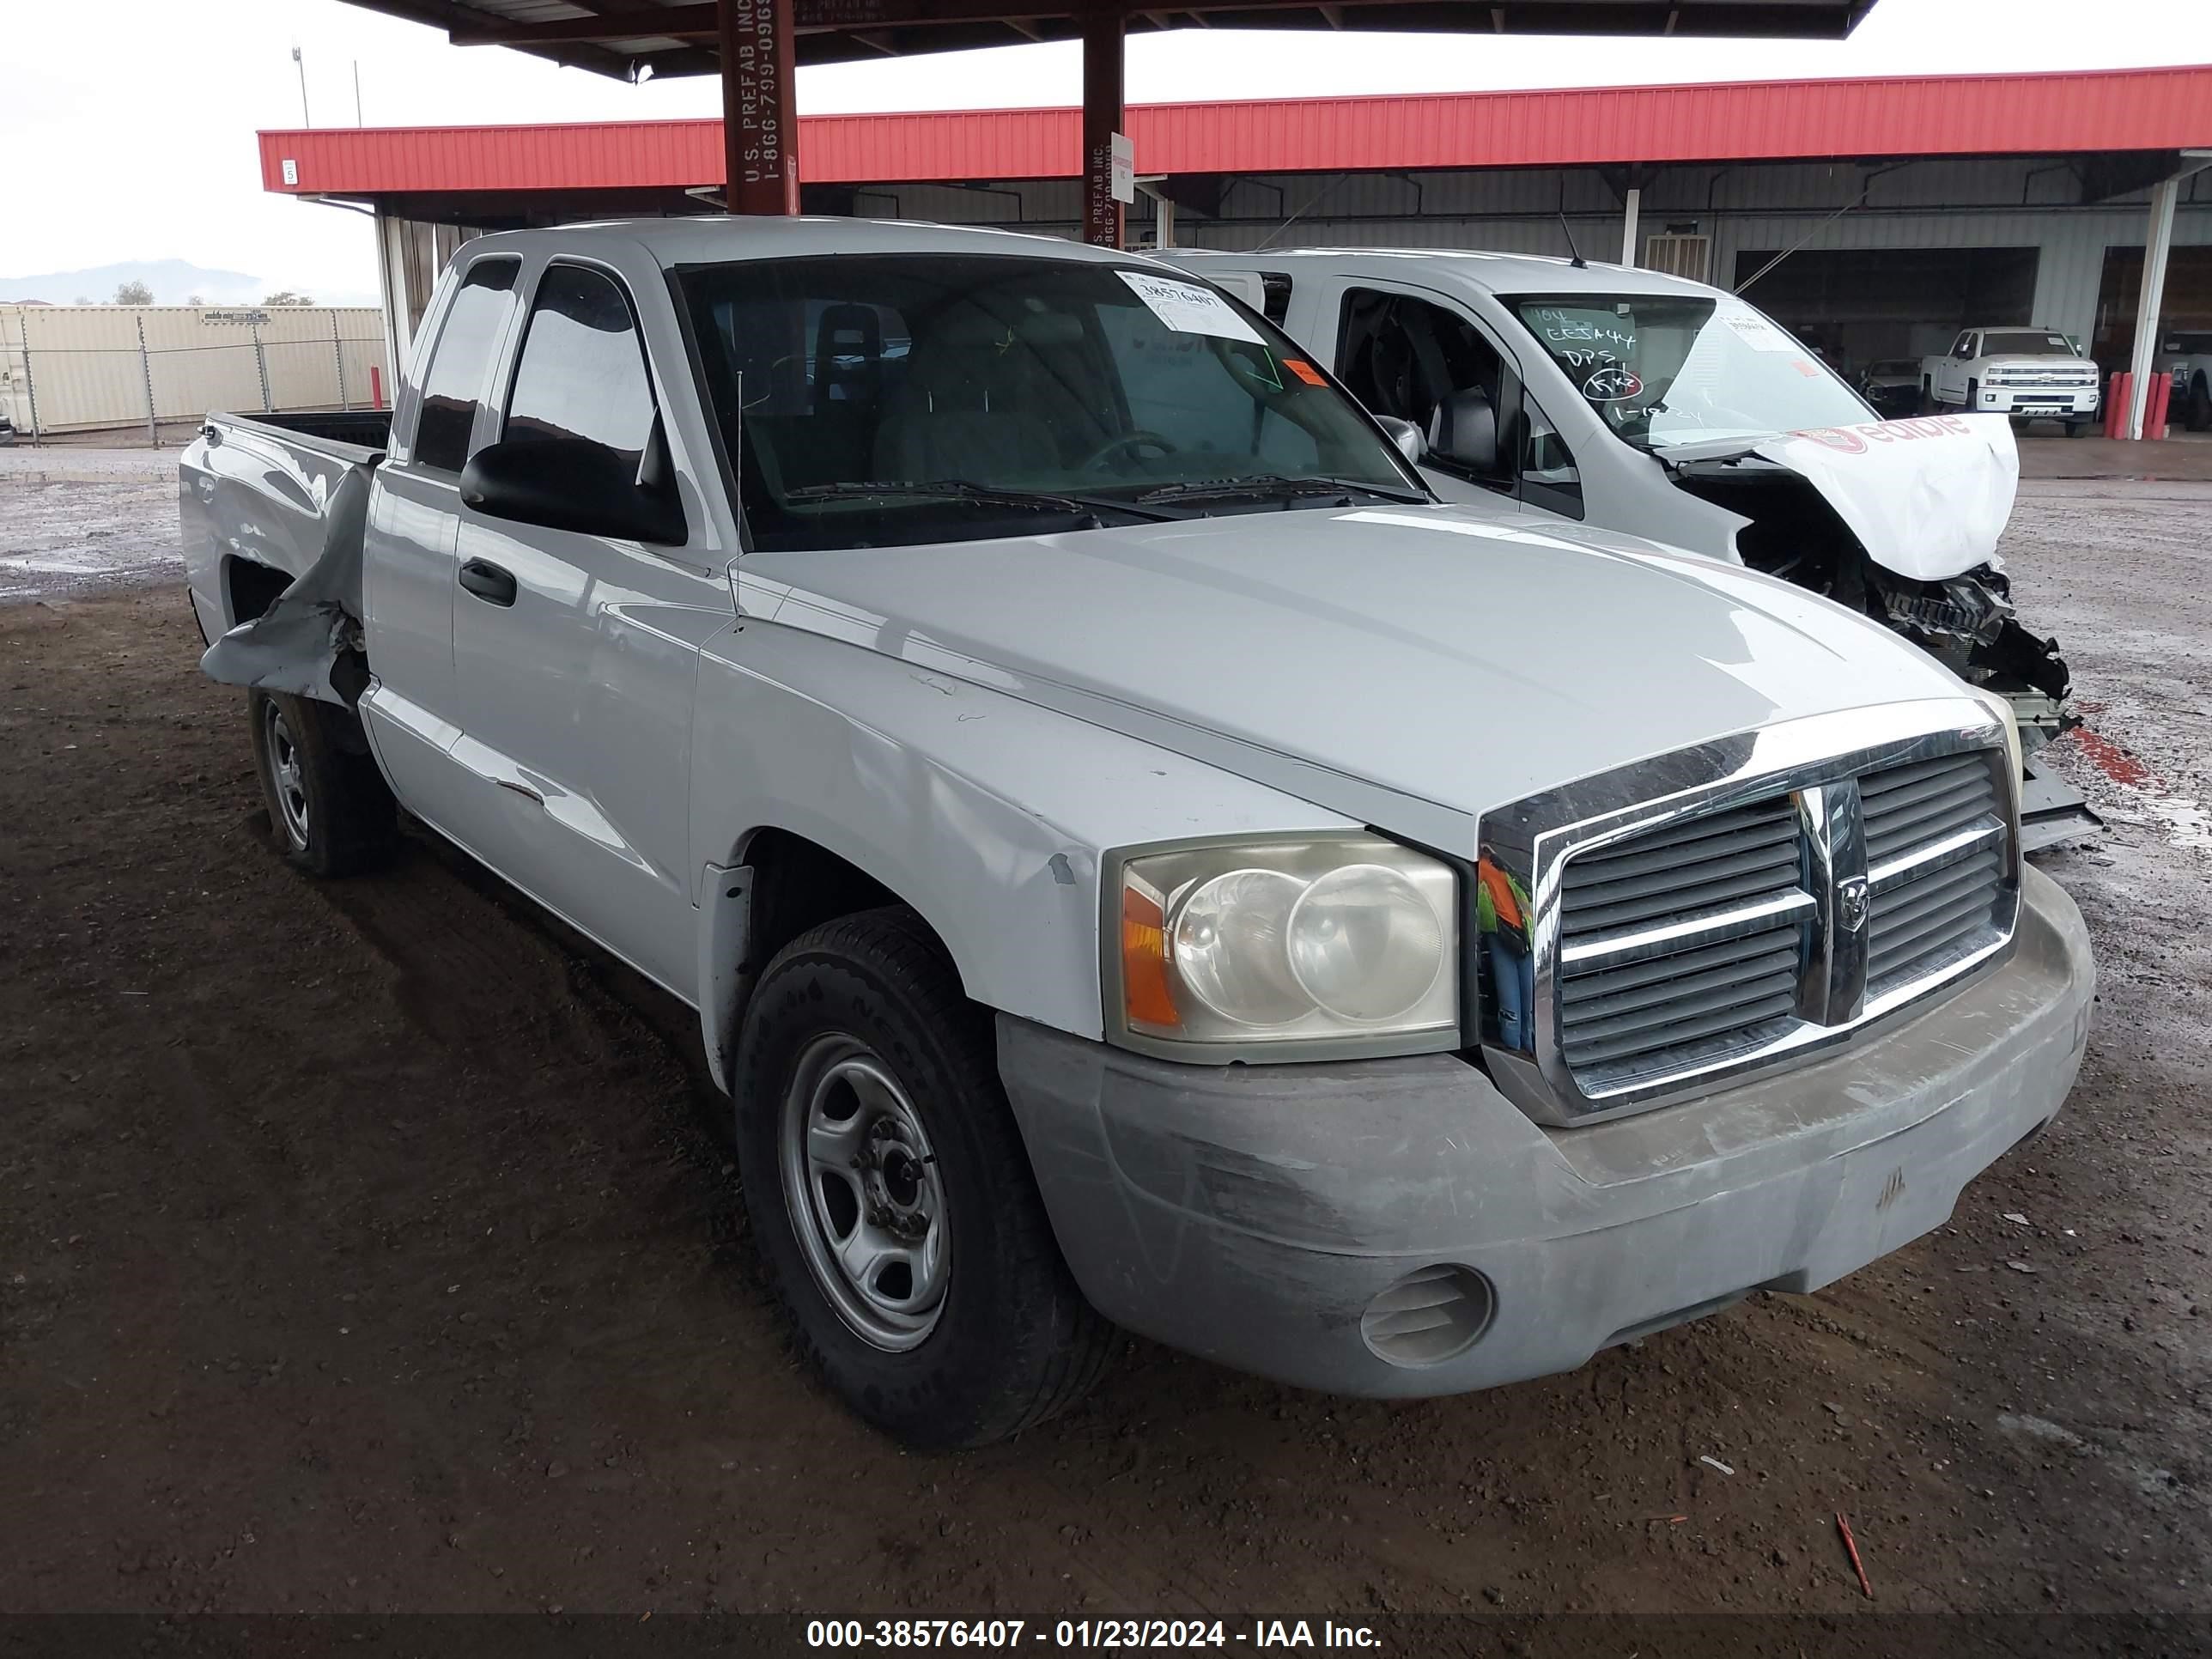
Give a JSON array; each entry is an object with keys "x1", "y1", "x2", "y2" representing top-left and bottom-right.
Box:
[{"x1": 1109, "y1": 836, "x2": 1461, "y2": 1060}]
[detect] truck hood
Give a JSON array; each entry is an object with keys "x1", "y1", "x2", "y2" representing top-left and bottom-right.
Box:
[
  {"x1": 1661, "y1": 413, "x2": 2021, "y2": 584},
  {"x1": 744, "y1": 502, "x2": 1966, "y2": 842}
]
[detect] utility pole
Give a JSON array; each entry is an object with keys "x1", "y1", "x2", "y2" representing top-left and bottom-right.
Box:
[{"x1": 293, "y1": 46, "x2": 311, "y2": 126}]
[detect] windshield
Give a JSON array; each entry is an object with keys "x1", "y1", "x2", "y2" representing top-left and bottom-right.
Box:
[
  {"x1": 678, "y1": 253, "x2": 1420, "y2": 550},
  {"x1": 1508, "y1": 292, "x2": 1872, "y2": 451},
  {"x1": 1981, "y1": 331, "x2": 2077, "y2": 357}
]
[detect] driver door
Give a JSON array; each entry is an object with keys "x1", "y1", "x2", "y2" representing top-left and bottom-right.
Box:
[{"x1": 447, "y1": 256, "x2": 736, "y2": 993}]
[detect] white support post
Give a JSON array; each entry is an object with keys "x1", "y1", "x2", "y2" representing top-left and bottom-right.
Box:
[
  {"x1": 1621, "y1": 185, "x2": 1641, "y2": 268},
  {"x1": 374, "y1": 211, "x2": 410, "y2": 395},
  {"x1": 2125, "y1": 177, "x2": 2180, "y2": 441},
  {"x1": 1154, "y1": 190, "x2": 1175, "y2": 252}
]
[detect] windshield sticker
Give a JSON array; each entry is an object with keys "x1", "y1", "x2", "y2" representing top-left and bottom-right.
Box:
[
  {"x1": 1116, "y1": 270, "x2": 1264, "y2": 343},
  {"x1": 1281, "y1": 357, "x2": 1328, "y2": 386},
  {"x1": 1584, "y1": 367, "x2": 1644, "y2": 402},
  {"x1": 1721, "y1": 312, "x2": 1797, "y2": 353}
]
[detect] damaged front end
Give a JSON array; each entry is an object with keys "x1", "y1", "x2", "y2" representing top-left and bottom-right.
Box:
[{"x1": 1666, "y1": 451, "x2": 2098, "y2": 853}]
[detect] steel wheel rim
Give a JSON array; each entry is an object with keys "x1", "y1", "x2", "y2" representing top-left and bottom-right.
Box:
[
  {"x1": 264, "y1": 703, "x2": 310, "y2": 851},
  {"x1": 778, "y1": 1033, "x2": 950, "y2": 1352}
]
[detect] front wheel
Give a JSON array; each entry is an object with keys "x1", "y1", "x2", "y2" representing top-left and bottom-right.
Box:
[
  {"x1": 2064, "y1": 422, "x2": 2088, "y2": 439},
  {"x1": 2188, "y1": 377, "x2": 2212, "y2": 434},
  {"x1": 732, "y1": 907, "x2": 1114, "y2": 1448}
]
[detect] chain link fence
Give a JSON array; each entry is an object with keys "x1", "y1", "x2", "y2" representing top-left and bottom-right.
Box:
[{"x1": 1, "y1": 307, "x2": 388, "y2": 448}]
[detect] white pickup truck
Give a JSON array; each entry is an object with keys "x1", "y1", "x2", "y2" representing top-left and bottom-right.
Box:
[
  {"x1": 2162, "y1": 331, "x2": 2212, "y2": 432},
  {"x1": 1169, "y1": 249, "x2": 2095, "y2": 849},
  {"x1": 1921, "y1": 326, "x2": 2101, "y2": 434},
  {"x1": 180, "y1": 219, "x2": 2092, "y2": 1449}
]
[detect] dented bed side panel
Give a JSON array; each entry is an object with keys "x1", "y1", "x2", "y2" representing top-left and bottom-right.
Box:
[{"x1": 181, "y1": 415, "x2": 384, "y2": 706}]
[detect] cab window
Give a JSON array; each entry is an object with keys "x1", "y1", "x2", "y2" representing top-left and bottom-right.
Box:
[
  {"x1": 504, "y1": 263, "x2": 658, "y2": 466},
  {"x1": 411, "y1": 258, "x2": 520, "y2": 473}
]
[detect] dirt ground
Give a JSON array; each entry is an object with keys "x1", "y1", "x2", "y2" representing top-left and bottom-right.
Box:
[{"x1": 2, "y1": 467, "x2": 2208, "y2": 1638}]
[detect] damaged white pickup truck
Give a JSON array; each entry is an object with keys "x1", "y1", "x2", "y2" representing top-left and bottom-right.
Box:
[{"x1": 182, "y1": 219, "x2": 2093, "y2": 1448}]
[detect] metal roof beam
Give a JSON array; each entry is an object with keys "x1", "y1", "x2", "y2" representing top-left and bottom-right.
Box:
[{"x1": 444, "y1": 0, "x2": 1868, "y2": 47}]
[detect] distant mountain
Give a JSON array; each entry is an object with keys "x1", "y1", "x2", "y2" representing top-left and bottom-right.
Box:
[{"x1": 0, "y1": 259, "x2": 264, "y2": 307}]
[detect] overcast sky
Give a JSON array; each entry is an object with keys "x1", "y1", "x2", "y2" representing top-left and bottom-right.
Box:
[{"x1": 4, "y1": 0, "x2": 2207, "y2": 306}]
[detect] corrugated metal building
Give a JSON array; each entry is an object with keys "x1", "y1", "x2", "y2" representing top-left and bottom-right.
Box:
[
  {"x1": 1, "y1": 304, "x2": 387, "y2": 437},
  {"x1": 252, "y1": 65, "x2": 2212, "y2": 380}
]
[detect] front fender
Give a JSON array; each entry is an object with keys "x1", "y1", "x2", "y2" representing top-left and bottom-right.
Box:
[{"x1": 688, "y1": 617, "x2": 1354, "y2": 1063}]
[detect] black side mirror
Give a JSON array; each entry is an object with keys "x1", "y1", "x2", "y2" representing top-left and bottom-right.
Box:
[
  {"x1": 1427, "y1": 387, "x2": 1499, "y2": 476},
  {"x1": 460, "y1": 429, "x2": 686, "y2": 546}
]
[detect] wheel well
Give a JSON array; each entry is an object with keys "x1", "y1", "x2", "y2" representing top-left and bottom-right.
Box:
[
  {"x1": 225, "y1": 557, "x2": 292, "y2": 629},
  {"x1": 739, "y1": 829, "x2": 914, "y2": 975},
  {"x1": 703, "y1": 830, "x2": 963, "y2": 1095}
]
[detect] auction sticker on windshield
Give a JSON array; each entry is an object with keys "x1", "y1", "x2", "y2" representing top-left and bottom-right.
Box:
[
  {"x1": 1118, "y1": 270, "x2": 1264, "y2": 343},
  {"x1": 1721, "y1": 311, "x2": 1797, "y2": 353}
]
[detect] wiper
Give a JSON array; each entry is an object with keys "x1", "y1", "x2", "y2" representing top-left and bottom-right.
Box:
[
  {"x1": 1134, "y1": 474, "x2": 1425, "y2": 507},
  {"x1": 783, "y1": 479, "x2": 1174, "y2": 523}
]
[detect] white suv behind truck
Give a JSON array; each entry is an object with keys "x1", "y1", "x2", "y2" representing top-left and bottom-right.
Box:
[
  {"x1": 179, "y1": 218, "x2": 2093, "y2": 1448},
  {"x1": 1922, "y1": 326, "x2": 2101, "y2": 434}
]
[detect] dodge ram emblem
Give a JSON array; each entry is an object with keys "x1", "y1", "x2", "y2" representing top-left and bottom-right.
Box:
[{"x1": 1837, "y1": 874, "x2": 1871, "y2": 933}]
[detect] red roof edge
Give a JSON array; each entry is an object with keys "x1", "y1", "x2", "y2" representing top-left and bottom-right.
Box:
[{"x1": 258, "y1": 63, "x2": 2212, "y2": 198}]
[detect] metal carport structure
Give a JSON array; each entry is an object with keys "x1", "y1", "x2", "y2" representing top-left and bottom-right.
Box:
[{"x1": 333, "y1": 2, "x2": 1874, "y2": 244}]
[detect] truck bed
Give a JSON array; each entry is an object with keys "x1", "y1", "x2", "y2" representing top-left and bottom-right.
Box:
[{"x1": 181, "y1": 410, "x2": 388, "y2": 705}]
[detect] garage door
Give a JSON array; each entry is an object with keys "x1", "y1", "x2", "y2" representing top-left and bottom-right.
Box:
[
  {"x1": 2092, "y1": 245, "x2": 2212, "y2": 372},
  {"x1": 1731, "y1": 247, "x2": 2040, "y2": 377}
]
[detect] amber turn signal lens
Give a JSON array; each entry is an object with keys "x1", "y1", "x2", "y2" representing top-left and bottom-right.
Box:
[{"x1": 1121, "y1": 881, "x2": 1181, "y2": 1030}]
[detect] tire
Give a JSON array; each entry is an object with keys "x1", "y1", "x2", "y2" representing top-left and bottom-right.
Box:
[
  {"x1": 1919, "y1": 379, "x2": 1936, "y2": 416},
  {"x1": 2064, "y1": 422, "x2": 2087, "y2": 439},
  {"x1": 1965, "y1": 378, "x2": 1980, "y2": 418},
  {"x1": 246, "y1": 689, "x2": 398, "y2": 878},
  {"x1": 732, "y1": 906, "x2": 1114, "y2": 1449},
  {"x1": 2188, "y1": 376, "x2": 2212, "y2": 434}
]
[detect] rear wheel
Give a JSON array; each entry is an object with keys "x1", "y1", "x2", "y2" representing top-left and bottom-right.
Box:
[
  {"x1": 732, "y1": 906, "x2": 1113, "y2": 1448},
  {"x1": 2188, "y1": 376, "x2": 2212, "y2": 434},
  {"x1": 247, "y1": 690, "x2": 397, "y2": 878}
]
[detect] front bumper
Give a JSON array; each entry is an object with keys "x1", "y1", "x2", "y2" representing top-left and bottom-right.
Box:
[
  {"x1": 999, "y1": 865, "x2": 2093, "y2": 1397},
  {"x1": 1978, "y1": 385, "x2": 2099, "y2": 417}
]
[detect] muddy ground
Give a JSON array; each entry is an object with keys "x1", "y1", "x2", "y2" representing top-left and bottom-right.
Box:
[{"x1": 1, "y1": 466, "x2": 2208, "y2": 1637}]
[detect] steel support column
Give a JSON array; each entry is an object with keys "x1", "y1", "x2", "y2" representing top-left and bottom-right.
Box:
[
  {"x1": 1620, "y1": 185, "x2": 1641, "y2": 267},
  {"x1": 1081, "y1": 9, "x2": 1125, "y2": 248},
  {"x1": 2124, "y1": 177, "x2": 2181, "y2": 441},
  {"x1": 721, "y1": 0, "x2": 799, "y2": 216}
]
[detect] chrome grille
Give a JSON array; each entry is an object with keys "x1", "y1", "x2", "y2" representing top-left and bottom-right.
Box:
[
  {"x1": 1558, "y1": 798, "x2": 1808, "y2": 1083},
  {"x1": 1479, "y1": 708, "x2": 2024, "y2": 1125},
  {"x1": 1862, "y1": 753, "x2": 2007, "y2": 995}
]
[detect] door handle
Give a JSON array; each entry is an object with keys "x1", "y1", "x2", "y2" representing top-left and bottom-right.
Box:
[{"x1": 459, "y1": 558, "x2": 517, "y2": 607}]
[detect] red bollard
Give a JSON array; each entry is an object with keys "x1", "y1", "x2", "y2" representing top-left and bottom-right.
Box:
[
  {"x1": 2147, "y1": 371, "x2": 2172, "y2": 441},
  {"x1": 2104, "y1": 372, "x2": 2129, "y2": 440},
  {"x1": 369, "y1": 365, "x2": 386, "y2": 410}
]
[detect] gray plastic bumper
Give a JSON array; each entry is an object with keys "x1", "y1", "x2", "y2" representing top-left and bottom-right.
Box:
[{"x1": 997, "y1": 864, "x2": 2094, "y2": 1398}]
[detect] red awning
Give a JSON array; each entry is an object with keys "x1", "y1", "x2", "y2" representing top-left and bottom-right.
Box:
[{"x1": 261, "y1": 64, "x2": 2212, "y2": 198}]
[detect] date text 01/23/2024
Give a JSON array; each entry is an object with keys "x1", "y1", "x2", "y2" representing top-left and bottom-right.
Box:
[{"x1": 805, "y1": 1620, "x2": 1382, "y2": 1649}]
